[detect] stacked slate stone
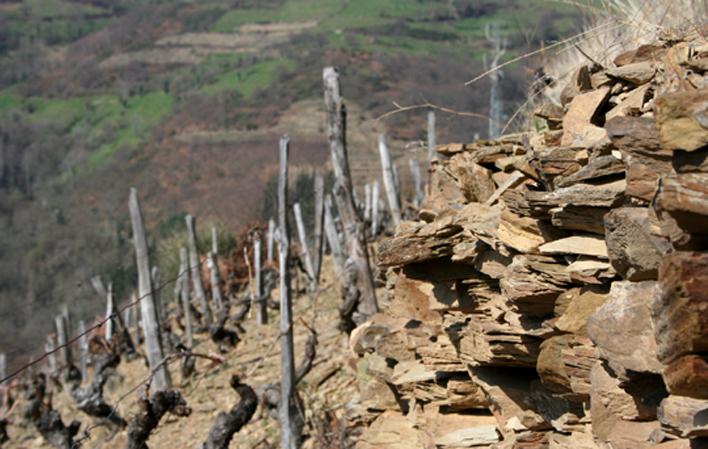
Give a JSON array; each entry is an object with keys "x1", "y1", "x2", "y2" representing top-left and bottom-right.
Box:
[{"x1": 350, "y1": 30, "x2": 708, "y2": 449}]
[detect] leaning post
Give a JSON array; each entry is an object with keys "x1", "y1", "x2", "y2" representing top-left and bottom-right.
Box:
[
  {"x1": 322, "y1": 67, "x2": 378, "y2": 320},
  {"x1": 186, "y1": 214, "x2": 212, "y2": 324},
  {"x1": 378, "y1": 134, "x2": 402, "y2": 228},
  {"x1": 293, "y1": 202, "x2": 316, "y2": 289},
  {"x1": 312, "y1": 173, "x2": 325, "y2": 286},
  {"x1": 129, "y1": 188, "x2": 171, "y2": 391},
  {"x1": 323, "y1": 195, "x2": 345, "y2": 278}
]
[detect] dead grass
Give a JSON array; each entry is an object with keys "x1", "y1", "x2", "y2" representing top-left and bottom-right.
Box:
[{"x1": 542, "y1": 0, "x2": 707, "y2": 103}]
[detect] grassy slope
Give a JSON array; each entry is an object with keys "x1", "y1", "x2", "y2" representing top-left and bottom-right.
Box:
[{"x1": 0, "y1": 0, "x2": 581, "y2": 363}]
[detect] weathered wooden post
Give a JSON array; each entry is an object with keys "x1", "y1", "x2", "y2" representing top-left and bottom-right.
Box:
[
  {"x1": 312, "y1": 173, "x2": 325, "y2": 286},
  {"x1": 371, "y1": 180, "x2": 380, "y2": 236},
  {"x1": 392, "y1": 161, "x2": 401, "y2": 206},
  {"x1": 427, "y1": 111, "x2": 436, "y2": 164},
  {"x1": 363, "y1": 183, "x2": 372, "y2": 223},
  {"x1": 409, "y1": 158, "x2": 423, "y2": 209},
  {"x1": 62, "y1": 303, "x2": 71, "y2": 340},
  {"x1": 0, "y1": 353, "x2": 6, "y2": 384},
  {"x1": 179, "y1": 247, "x2": 194, "y2": 348},
  {"x1": 93, "y1": 275, "x2": 133, "y2": 351},
  {"x1": 151, "y1": 266, "x2": 166, "y2": 327},
  {"x1": 211, "y1": 225, "x2": 218, "y2": 255},
  {"x1": 267, "y1": 219, "x2": 275, "y2": 264},
  {"x1": 45, "y1": 335, "x2": 57, "y2": 373},
  {"x1": 132, "y1": 294, "x2": 142, "y2": 343},
  {"x1": 323, "y1": 195, "x2": 344, "y2": 278},
  {"x1": 277, "y1": 136, "x2": 299, "y2": 449},
  {"x1": 186, "y1": 214, "x2": 212, "y2": 324},
  {"x1": 207, "y1": 252, "x2": 224, "y2": 313},
  {"x1": 124, "y1": 308, "x2": 132, "y2": 333},
  {"x1": 323, "y1": 67, "x2": 378, "y2": 319},
  {"x1": 293, "y1": 202, "x2": 315, "y2": 289},
  {"x1": 55, "y1": 311, "x2": 72, "y2": 371},
  {"x1": 78, "y1": 320, "x2": 88, "y2": 381},
  {"x1": 129, "y1": 187, "x2": 171, "y2": 391},
  {"x1": 378, "y1": 134, "x2": 402, "y2": 228},
  {"x1": 253, "y1": 236, "x2": 266, "y2": 325},
  {"x1": 209, "y1": 224, "x2": 224, "y2": 311},
  {"x1": 485, "y1": 23, "x2": 507, "y2": 139},
  {"x1": 105, "y1": 282, "x2": 114, "y2": 342}
]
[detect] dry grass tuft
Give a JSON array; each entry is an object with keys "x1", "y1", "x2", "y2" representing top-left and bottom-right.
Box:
[{"x1": 543, "y1": 0, "x2": 707, "y2": 103}]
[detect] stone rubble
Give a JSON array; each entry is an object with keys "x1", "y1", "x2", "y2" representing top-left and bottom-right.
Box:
[{"x1": 351, "y1": 31, "x2": 708, "y2": 449}]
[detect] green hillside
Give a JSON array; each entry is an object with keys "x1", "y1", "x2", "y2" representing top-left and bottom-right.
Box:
[{"x1": 0, "y1": 0, "x2": 581, "y2": 364}]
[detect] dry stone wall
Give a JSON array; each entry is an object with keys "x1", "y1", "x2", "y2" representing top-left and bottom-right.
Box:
[{"x1": 350, "y1": 30, "x2": 708, "y2": 449}]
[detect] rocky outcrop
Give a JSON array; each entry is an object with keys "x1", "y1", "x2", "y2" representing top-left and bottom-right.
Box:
[{"x1": 352, "y1": 34, "x2": 708, "y2": 449}]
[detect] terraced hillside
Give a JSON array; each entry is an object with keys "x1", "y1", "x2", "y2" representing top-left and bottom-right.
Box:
[{"x1": 0, "y1": 0, "x2": 581, "y2": 365}]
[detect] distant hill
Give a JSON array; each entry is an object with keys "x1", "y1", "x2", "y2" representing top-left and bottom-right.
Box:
[{"x1": 0, "y1": 0, "x2": 581, "y2": 364}]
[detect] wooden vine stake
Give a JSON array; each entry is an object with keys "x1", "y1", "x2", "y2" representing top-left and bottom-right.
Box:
[
  {"x1": 293, "y1": 202, "x2": 315, "y2": 290},
  {"x1": 179, "y1": 247, "x2": 194, "y2": 348},
  {"x1": 267, "y1": 219, "x2": 276, "y2": 264},
  {"x1": 209, "y1": 225, "x2": 224, "y2": 312},
  {"x1": 78, "y1": 320, "x2": 88, "y2": 381},
  {"x1": 54, "y1": 310, "x2": 72, "y2": 371},
  {"x1": 371, "y1": 180, "x2": 380, "y2": 236},
  {"x1": 378, "y1": 134, "x2": 402, "y2": 228},
  {"x1": 363, "y1": 183, "x2": 371, "y2": 223},
  {"x1": 427, "y1": 111, "x2": 436, "y2": 164},
  {"x1": 409, "y1": 158, "x2": 423, "y2": 209},
  {"x1": 322, "y1": 67, "x2": 378, "y2": 320},
  {"x1": 105, "y1": 282, "x2": 114, "y2": 342},
  {"x1": 186, "y1": 214, "x2": 212, "y2": 325},
  {"x1": 207, "y1": 253, "x2": 224, "y2": 314},
  {"x1": 0, "y1": 353, "x2": 6, "y2": 385},
  {"x1": 254, "y1": 235, "x2": 267, "y2": 325},
  {"x1": 312, "y1": 172, "x2": 325, "y2": 286},
  {"x1": 277, "y1": 136, "x2": 299, "y2": 449},
  {"x1": 129, "y1": 187, "x2": 171, "y2": 391},
  {"x1": 323, "y1": 194, "x2": 344, "y2": 278},
  {"x1": 45, "y1": 335, "x2": 57, "y2": 374}
]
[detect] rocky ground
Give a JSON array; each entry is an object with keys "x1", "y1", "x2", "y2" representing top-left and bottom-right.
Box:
[{"x1": 2, "y1": 258, "x2": 365, "y2": 449}]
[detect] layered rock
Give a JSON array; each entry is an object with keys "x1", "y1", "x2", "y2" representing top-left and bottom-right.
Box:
[{"x1": 352, "y1": 35, "x2": 708, "y2": 449}]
